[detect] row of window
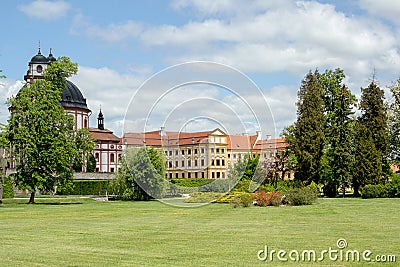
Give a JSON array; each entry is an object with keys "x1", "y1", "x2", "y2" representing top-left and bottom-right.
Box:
[
  {"x1": 166, "y1": 171, "x2": 226, "y2": 179},
  {"x1": 167, "y1": 158, "x2": 227, "y2": 169},
  {"x1": 164, "y1": 147, "x2": 228, "y2": 157},
  {"x1": 94, "y1": 153, "x2": 122, "y2": 163}
]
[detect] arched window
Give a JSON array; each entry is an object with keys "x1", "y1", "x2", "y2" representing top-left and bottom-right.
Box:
[{"x1": 110, "y1": 153, "x2": 115, "y2": 163}]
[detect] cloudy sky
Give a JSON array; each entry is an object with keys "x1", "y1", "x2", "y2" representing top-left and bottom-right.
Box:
[{"x1": 1, "y1": 0, "x2": 400, "y2": 138}]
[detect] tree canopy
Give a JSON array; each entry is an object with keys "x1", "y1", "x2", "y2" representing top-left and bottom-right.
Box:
[{"x1": 5, "y1": 57, "x2": 90, "y2": 203}]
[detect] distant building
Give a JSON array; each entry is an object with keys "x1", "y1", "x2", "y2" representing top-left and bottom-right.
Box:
[
  {"x1": 89, "y1": 109, "x2": 124, "y2": 173},
  {"x1": 122, "y1": 127, "x2": 292, "y2": 180}
]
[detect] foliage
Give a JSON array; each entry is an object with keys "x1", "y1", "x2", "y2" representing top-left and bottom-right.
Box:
[
  {"x1": 353, "y1": 122, "x2": 382, "y2": 196},
  {"x1": 169, "y1": 178, "x2": 213, "y2": 188},
  {"x1": 388, "y1": 78, "x2": 400, "y2": 162},
  {"x1": 291, "y1": 70, "x2": 325, "y2": 185},
  {"x1": 111, "y1": 147, "x2": 167, "y2": 200},
  {"x1": 86, "y1": 153, "x2": 97, "y2": 173},
  {"x1": 320, "y1": 69, "x2": 356, "y2": 197},
  {"x1": 230, "y1": 193, "x2": 253, "y2": 208},
  {"x1": 253, "y1": 190, "x2": 283, "y2": 207},
  {"x1": 57, "y1": 180, "x2": 110, "y2": 196},
  {"x1": 73, "y1": 128, "x2": 96, "y2": 172},
  {"x1": 2, "y1": 176, "x2": 14, "y2": 199},
  {"x1": 183, "y1": 192, "x2": 224, "y2": 203},
  {"x1": 285, "y1": 187, "x2": 318, "y2": 206},
  {"x1": 361, "y1": 175, "x2": 400, "y2": 198},
  {"x1": 199, "y1": 178, "x2": 231, "y2": 193},
  {"x1": 5, "y1": 57, "x2": 80, "y2": 203}
]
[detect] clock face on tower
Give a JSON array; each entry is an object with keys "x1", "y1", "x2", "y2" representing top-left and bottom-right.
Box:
[{"x1": 36, "y1": 65, "x2": 43, "y2": 73}]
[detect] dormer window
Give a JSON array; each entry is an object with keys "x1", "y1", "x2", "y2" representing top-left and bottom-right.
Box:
[{"x1": 36, "y1": 65, "x2": 43, "y2": 73}]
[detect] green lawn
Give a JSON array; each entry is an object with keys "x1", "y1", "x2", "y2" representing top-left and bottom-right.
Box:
[{"x1": 0, "y1": 197, "x2": 399, "y2": 266}]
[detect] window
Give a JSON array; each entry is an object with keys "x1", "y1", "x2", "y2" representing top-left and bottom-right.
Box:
[
  {"x1": 221, "y1": 148, "x2": 225, "y2": 153},
  {"x1": 188, "y1": 149, "x2": 191, "y2": 155},
  {"x1": 36, "y1": 65, "x2": 43, "y2": 73},
  {"x1": 195, "y1": 172, "x2": 198, "y2": 178},
  {"x1": 175, "y1": 150, "x2": 178, "y2": 155},
  {"x1": 169, "y1": 173, "x2": 173, "y2": 179},
  {"x1": 175, "y1": 161, "x2": 178, "y2": 168},
  {"x1": 181, "y1": 150, "x2": 185, "y2": 155},
  {"x1": 212, "y1": 172, "x2": 215, "y2": 178},
  {"x1": 110, "y1": 168, "x2": 115, "y2": 173},
  {"x1": 216, "y1": 159, "x2": 220, "y2": 166},
  {"x1": 222, "y1": 159, "x2": 225, "y2": 166},
  {"x1": 216, "y1": 148, "x2": 220, "y2": 153},
  {"x1": 175, "y1": 173, "x2": 178, "y2": 178},
  {"x1": 188, "y1": 160, "x2": 191, "y2": 167},
  {"x1": 211, "y1": 159, "x2": 215, "y2": 166},
  {"x1": 194, "y1": 160, "x2": 198, "y2": 167},
  {"x1": 188, "y1": 172, "x2": 191, "y2": 178},
  {"x1": 194, "y1": 148, "x2": 198, "y2": 154},
  {"x1": 211, "y1": 148, "x2": 214, "y2": 153},
  {"x1": 201, "y1": 159, "x2": 205, "y2": 166},
  {"x1": 169, "y1": 151, "x2": 172, "y2": 156},
  {"x1": 95, "y1": 153, "x2": 99, "y2": 161},
  {"x1": 201, "y1": 148, "x2": 205, "y2": 153},
  {"x1": 228, "y1": 154, "x2": 230, "y2": 158},
  {"x1": 182, "y1": 173, "x2": 185, "y2": 178},
  {"x1": 217, "y1": 172, "x2": 221, "y2": 179},
  {"x1": 168, "y1": 162, "x2": 173, "y2": 168},
  {"x1": 222, "y1": 172, "x2": 225, "y2": 178},
  {"x1": 110, "y1": 154, "x2": 115, "y2": 163},
  {"x1": 181, "y1": 160, "x2": 185, "y2": 167},
  {"x1": 201, "y1": 172, "x2": 205, "y2": 178}
]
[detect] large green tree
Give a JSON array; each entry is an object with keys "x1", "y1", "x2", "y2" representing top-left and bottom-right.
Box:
[
  {"x1": 353, "y1": 80, "x2": 389, "y2": 195},
  {"x1": 292, "y1": 70, "x2": 325, "y2": 185},
  {"x1": 320, "y1": 69, "x2": 356, "y2": 197},
  {"x1": 5, "y1": 57, "x2": 82, "y2": 203},
  {"x1": 112, "y1": 147, "x2": 167, "y2": 201}
]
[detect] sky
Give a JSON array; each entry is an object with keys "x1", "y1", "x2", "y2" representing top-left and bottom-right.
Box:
[{"x1": 1, "y1": 0, "x2": 400, "y2": 138}]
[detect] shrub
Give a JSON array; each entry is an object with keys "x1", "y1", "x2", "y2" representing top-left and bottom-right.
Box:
[
  {"x1": 58, "y1": 180, "x2": 110, "y2": 196},
  {"x1": 230, "y1": 193, "x2": 253, "y2": 208},
  {"x1": 285, "y1": 187, "x2": 318, "y2": 206},
  {"x1": 361, "y1": 184, "x2": 388, "y2": 199},
  {"x1": 183, "y1": 192, "x2": 224, "y2": 203},
  {"x1": 2, "y1": 176, "x2": 14, "y2": 199},
  {"x1": 169, "y1": 178, "x2": 214, "y2": 188},
  {"x1": 253, "y1": 190, "x2": 283, "y2": 207}
]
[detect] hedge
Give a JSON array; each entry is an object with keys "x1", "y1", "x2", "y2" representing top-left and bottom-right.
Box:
[
  {"x1": 58, "y1": 180, "x2": 111, "y2": 196},
  {"x1": 2, "y1": 176, "x2": 14, "y2": 199},
  {"x1": 169, "y1": 178, "x2": 214, "y2": 188}
]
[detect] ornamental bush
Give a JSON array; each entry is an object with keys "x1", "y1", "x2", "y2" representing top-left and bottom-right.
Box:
[
  {"x1": 2, "y1": 176, "x2": 14, "y2": 198},
  {"x1": 253, "y1": 190, "x2": 283, "y2": 207},
  {"x1": 230, "y1": 193, "x2": 253, "y2": 208},
  {"x1": 285, "y1": 187, "x2": 318, "y2": 206}
]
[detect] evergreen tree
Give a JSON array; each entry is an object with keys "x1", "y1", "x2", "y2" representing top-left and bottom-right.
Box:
[
  {"x1": 353, "y1": 80, "x2": 389, "y2": 195},
  {"x1": 292, "y1": 70, "x2": 325, "y2": 185},
  {"x1": 320, "y1": 69, "x2": 356, "y2": 197},
  {"x1": 5, "y1": 57, "x2": 81, "y2": 203},
  {"x1": 388, "y1": 78, "x2": 400, "y2": 163}
]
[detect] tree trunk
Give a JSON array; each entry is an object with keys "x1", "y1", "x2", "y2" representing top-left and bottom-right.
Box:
[{"x1": 28, "y1": 191, "x2": 35, "y2": 204}]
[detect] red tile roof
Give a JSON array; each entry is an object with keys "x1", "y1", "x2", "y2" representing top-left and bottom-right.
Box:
[{"x1": 89, "y1": 128, "x2": 120, "y2": 143}]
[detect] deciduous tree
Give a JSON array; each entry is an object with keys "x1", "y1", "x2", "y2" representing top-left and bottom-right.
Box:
[{"x1": 5, "y1": 57, "x2": 81, "y2": 203}]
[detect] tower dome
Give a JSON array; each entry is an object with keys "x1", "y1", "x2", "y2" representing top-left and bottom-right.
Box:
[{"x1": 61, "y1": 80, "x2": 89, "y2": 110}]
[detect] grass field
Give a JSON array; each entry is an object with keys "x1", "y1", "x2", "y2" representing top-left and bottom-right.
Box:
[{"x1": 0, "y1": 197, "x2": 399, "y2": 266}]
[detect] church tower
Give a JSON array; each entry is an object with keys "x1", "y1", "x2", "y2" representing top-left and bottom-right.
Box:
[{"x1": 97, "y1": 108, "x2": 104, "y2": 130}]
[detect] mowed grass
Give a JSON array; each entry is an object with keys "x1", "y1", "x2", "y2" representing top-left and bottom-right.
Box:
[{"x1": 0, "y1": 197, "x2": 399, "y2": 267}]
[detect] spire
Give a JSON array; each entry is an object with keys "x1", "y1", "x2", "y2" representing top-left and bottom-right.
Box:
[
  {"x1": 97, "y1": 106, "x2": 104, "y2": 130},
  {"x1": 38, "y1": 40, "x2": 41, "y2": 54}
]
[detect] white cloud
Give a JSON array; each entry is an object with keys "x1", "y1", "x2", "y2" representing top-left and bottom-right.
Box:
[
  {"x1": 18, "y1": 0, "x2": 71, "y2": 20},
  {"x1": 69, "y1": 66, "x2": 145, "y2": 136},
  {"x1": 70, "y1": 13, "x2": 143, "y2": 42},
  {"x1": 358, "y1": 0, "x2": 400, "y2": 25},
  {"x1": 0, "y1": 79, "x2": 24, "y2": 127}
]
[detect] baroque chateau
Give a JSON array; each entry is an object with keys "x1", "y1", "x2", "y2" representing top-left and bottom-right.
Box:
[{"x1": 17, "y1": 48, "x2": 290, "y2": 179}]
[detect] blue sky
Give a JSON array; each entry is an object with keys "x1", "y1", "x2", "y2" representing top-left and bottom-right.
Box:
[{"x1": 1, "y1": 0, "x2": 400, "y2": 138}]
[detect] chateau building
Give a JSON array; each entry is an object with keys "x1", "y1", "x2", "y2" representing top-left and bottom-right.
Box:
[
  {"x1": 15, "y1": 46, "x2": 290, "y2": 179},
  {"x1": 122, "y1": 128, "x2": 291, "y2": 179}
]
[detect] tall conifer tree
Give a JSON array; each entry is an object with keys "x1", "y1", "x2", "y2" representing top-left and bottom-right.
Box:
[{"x1": 293, "y1": 70, "x2": 325, "y2": 185}]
